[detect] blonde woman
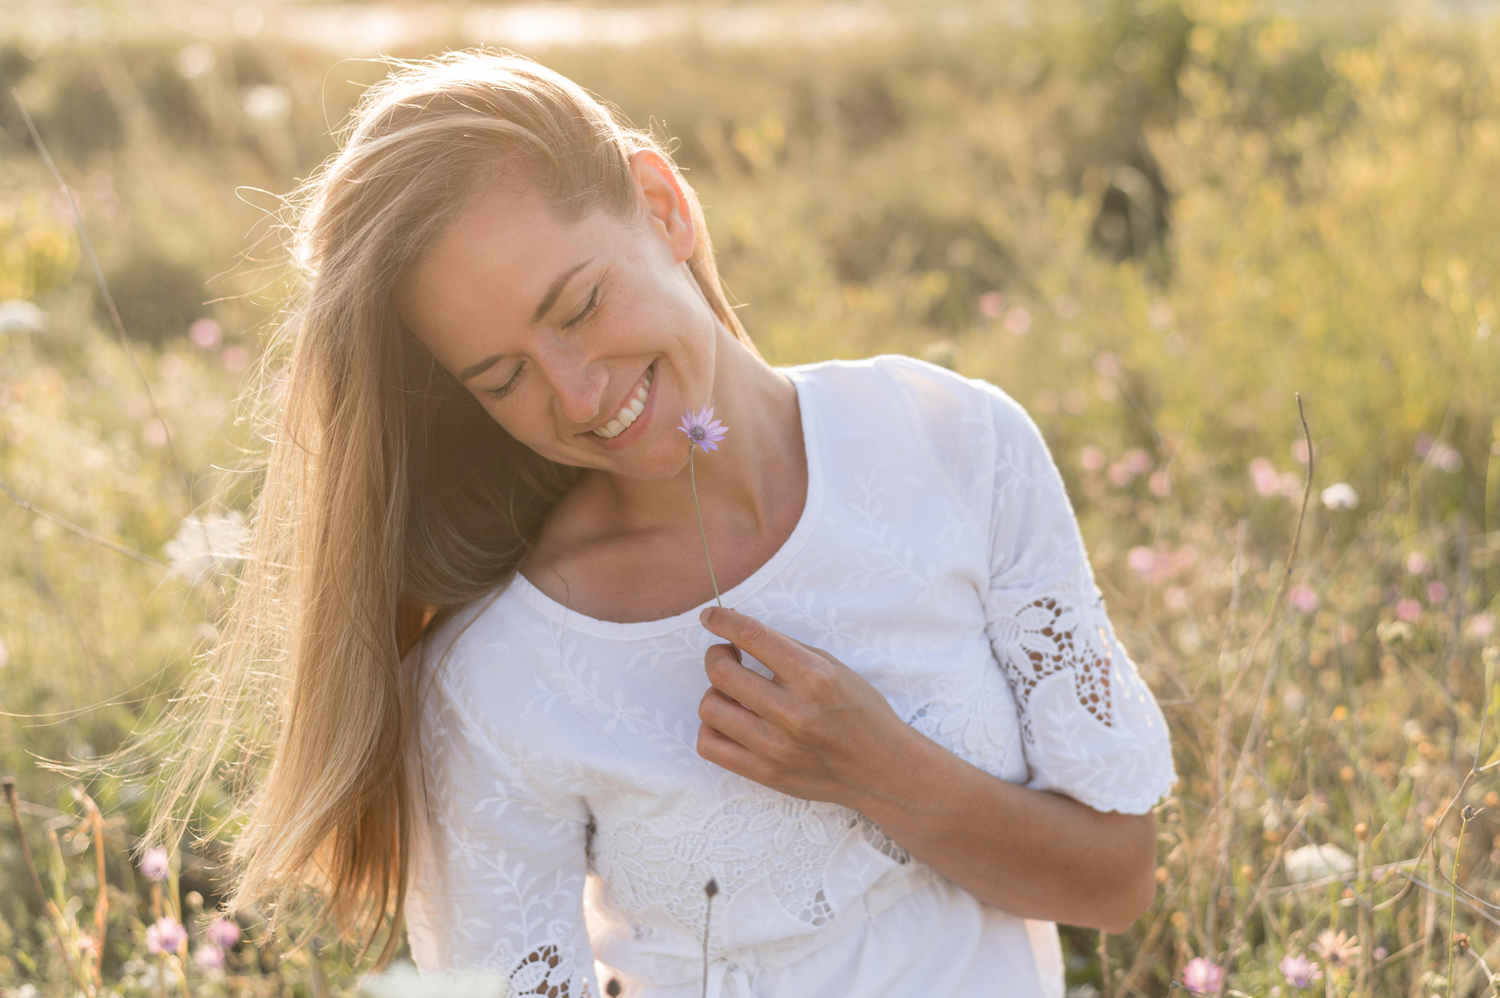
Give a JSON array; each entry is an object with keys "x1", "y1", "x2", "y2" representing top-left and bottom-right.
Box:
[{"x1": 154, "y1": 50, "x2": 1177, "y2": 998}]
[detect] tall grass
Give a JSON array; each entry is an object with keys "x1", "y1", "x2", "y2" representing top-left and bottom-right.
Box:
[{"x1": 1, "y1": 1, "x2": 1498, "y2": 995}]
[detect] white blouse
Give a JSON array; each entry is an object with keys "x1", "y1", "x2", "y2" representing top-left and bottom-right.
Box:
[{"x1": 404, "y1": 355, "x2": 1178, "y2": 998}]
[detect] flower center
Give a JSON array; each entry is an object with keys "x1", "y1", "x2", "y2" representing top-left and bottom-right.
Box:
[{"x1": 690, "y1": 426, "x2": 705, "y2": 441}]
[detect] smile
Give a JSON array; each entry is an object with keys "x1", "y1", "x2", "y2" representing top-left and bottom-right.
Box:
[{"x1": 591, "y1": 363, "x2": 654, "y2": 439}]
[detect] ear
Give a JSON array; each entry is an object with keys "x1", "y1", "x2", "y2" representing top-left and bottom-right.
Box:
[{"x1": 629, "y1": 148, "x2": 696, "y2": 265}]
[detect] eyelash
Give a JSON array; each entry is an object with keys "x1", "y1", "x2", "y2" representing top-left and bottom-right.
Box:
[
  {"x1": 484, "y1": 284, "x2": 602, "y2": 402},
  {"x1": 565, "y1": 283, "x2": 601, "y2": 330},
  {"x1": 485, "y1": 363, "x2": 526, "y2": 401}
]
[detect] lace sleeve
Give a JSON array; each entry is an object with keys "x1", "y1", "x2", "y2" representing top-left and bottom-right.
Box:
[
  {"x1": 980, "y1": 392, "x2": 1177, "y2": 815},
  {"x1": 405, "y1": 683, "x2": 597, "y2": 997}
]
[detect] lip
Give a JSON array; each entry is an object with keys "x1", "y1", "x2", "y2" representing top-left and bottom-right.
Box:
[{"x1": 583, "y1": 362, "x2": 657, "y2": 451}]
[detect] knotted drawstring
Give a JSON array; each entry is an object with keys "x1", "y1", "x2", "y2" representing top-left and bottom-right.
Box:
[{"x1": 701, "y1": 878, "x2": 719, "y2": 998}]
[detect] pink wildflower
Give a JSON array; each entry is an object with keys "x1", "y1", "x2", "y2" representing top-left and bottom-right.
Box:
[
  {"x1": 1466, "y1": 613, "x2": 1495, "y2": 639},
  {"x1": 1108, "y1": 448, "x2": 1152, "y2": 487},
  {"x1": 1405, "y1": 551, "x2": 1431, "y2": 575},
  {"x1": 1279, "y1": 952, "x2": 1321, "y2": 988},
  {"x1": 188, "y1": 317, "x2": 222, "y2": 350},
  {"x1": 1426, "y1": 581, "x2": 1448, "y2": 604},
  {"x1": 1314, "y1": 928, "x2": 1360, "y2": 969},
  {"x1": 1250, "y1": 457, "x2": 1280, "y2": 497},
  {"x1": 1396, "y1": 598, "x2": 1422, "y2": 623},
  {"x1": 1181, "y1": 956, "x2": 1225, "y2": 994},
  {"x1": 139, "y1": 846, "x2": 171, "y2": 882},
  {"x1": 1126, "y1": 547, "x2": 1157, "y2": 576},
  {"x1": 146, "y1": 916, "x2": 187, "y2": 955},
  {"x1": 194, "y1": 944, "x2": 225, "y2": 970},
  {"x1": 677, "y1": 406, "x2": 727, "y2": 453},
  {"x1": 206, "y1": 917, "x2": 240, "y2": 949},
  {"x1": 1290, "y1": 584, "x2": 1319, "y2": 613}
]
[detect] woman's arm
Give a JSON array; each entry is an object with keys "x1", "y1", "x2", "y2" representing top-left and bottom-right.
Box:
[{"x1": 694, "y1": 605, "x2": 1159, "y2": 934}]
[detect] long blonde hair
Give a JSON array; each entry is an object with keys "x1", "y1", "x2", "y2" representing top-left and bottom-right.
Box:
[{"x1": 145, "y1": 49, "x2": 752, "y2": 961}]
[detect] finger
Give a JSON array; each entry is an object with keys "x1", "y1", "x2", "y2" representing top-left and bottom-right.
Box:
[
  {"x1": 784, "y1": 634, "x2": 840, "y2": 666},
  {"x1": 704, "y1": 643, "x2": 798, "y2": 718},
  {"x1": 698, "y1": 686, "x2": 778, "y2": 754},
  {"x1": 696, "y1": 718, "x2": 770, "y2": 783},
  {"x1": 699, "y1": 607, "x2": 822, "y2": 687}
]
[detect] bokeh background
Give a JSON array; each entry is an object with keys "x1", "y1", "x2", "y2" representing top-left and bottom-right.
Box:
[{"x1": 1, "y1": 0, "x2": 1498, "y2": 995}]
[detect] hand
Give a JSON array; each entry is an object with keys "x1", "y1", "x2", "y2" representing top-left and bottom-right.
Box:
[{"x1": 694, "y1": 606, "x2": 918, "y2": 808}]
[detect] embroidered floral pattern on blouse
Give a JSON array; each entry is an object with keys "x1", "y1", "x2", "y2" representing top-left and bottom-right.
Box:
[{"x1": 985, "y1": 587, "x2": 1119, "y2": 742}]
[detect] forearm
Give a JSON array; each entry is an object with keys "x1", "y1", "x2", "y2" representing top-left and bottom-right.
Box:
[{"x1": 846, "y1": 726, "x2": 1159, "y2": 933}]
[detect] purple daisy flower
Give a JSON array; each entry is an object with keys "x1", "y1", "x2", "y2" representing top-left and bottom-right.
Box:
[
  {"x1": 139, "y1": 846, "x2": 171, "y2": 882},
  {"x1": 206, "y1": 917, "x2": 240, "y2": 949},
  {"x1": 146, "y1": 916, "x2": 187, "y2": 955},
  {"x1": 1181, "y1": 957, "x2": 1225, "y2": 995},
  {"x1": 1279, "y1": 952, "x2": 1322, "y2": 988},
  {"x1": 678, "y1": 406, "x2": 728, "y2": 453}
]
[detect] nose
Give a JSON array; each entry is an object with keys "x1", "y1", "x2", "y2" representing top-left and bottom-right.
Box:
[{"x1": 534, "y1": 341, "x2": 610, "y2": 428}]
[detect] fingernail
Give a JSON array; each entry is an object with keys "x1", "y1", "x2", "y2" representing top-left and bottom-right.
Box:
[{"x1": 699, "y1": 607, "x2": 711, "y2": 625}]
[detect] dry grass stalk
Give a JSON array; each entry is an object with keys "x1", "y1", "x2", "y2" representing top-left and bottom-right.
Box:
[
  {"x1": 3, "y1": 776, "x2": 95, "y2": 996},
  {"x1": 71, "y1": 784, "x2": 110, "y2": 988}
]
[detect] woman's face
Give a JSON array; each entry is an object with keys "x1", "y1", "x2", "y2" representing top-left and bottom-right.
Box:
[{"x1": 394, "y1": 151, "x2": 719, "y2": 482}]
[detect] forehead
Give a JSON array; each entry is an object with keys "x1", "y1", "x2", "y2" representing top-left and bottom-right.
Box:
[{"x1": 394, "y1": 185, "x2": 627, "y2": 347}]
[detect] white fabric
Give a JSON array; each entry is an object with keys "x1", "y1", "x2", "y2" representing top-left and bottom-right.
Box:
[{"x1": 404, "y1": 355, "x2": 1177, "y2": 997}]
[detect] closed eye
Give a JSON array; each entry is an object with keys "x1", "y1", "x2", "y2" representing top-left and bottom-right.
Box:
[
  {"x1": 564, "y1": 283, "x2": 601, "y2": 330},
  {"x1": 484, "y1": 362, "x2": 526, "y2": 401}
]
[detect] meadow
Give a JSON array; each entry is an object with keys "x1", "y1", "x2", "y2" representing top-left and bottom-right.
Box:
[{"x1": 1, "y1": 0, "x2": 1498, "y2": 995}]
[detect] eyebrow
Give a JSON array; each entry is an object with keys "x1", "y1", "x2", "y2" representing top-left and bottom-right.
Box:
[
  {"x1": 456, "y1": 257, "x2": 593, "y2": 382},
  {"x1": 532, "y1": 258, "x2": 592, "y2": 325}
]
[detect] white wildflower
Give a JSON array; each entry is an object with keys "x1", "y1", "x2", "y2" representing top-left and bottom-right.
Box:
[
  {"x1": 163, "y1": 512, "x2": 247, "y2": 583},
  {"x1": 1284, "y1": 843, "x2": 1355, "y2": 883},
  {"x1": 358, "y1": 961, "x2": 510, "y2": 998},
  {"x1": 242, "y1": 84, "x2": 290, "y2": 123},
  {"x1": 0, "y1": 299, "x2": 47, "y2": 335},
  {"x1": 1320, "y1": 483, "x2": 1359, "y2": 510}
]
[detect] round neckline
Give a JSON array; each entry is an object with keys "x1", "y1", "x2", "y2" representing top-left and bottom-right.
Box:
[{"x1": 509, "y1": 365, "x2": 824, "y2": 640}]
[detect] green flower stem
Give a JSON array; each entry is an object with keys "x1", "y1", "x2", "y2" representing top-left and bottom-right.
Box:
[{"x1": 689, "y1": 448, "x2": 723, "y2": 608}]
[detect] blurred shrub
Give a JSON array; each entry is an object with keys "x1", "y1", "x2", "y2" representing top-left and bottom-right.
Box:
[{"x1": 98, "y1": 256, "x2": 209, "y2": 346}]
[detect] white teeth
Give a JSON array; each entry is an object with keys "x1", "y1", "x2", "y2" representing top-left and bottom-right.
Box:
[{"x1": 591, "y1": 366, "x2": 654, "y2": 439}]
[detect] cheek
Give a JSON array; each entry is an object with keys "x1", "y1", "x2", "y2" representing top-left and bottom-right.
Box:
[{"x1": 477, "y1": 390, "x2": 547, "y2": 449}]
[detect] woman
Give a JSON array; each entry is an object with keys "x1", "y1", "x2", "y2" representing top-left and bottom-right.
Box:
[{"x1": 154, "y1": 50, "x2": 1177, "y2": 998}]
